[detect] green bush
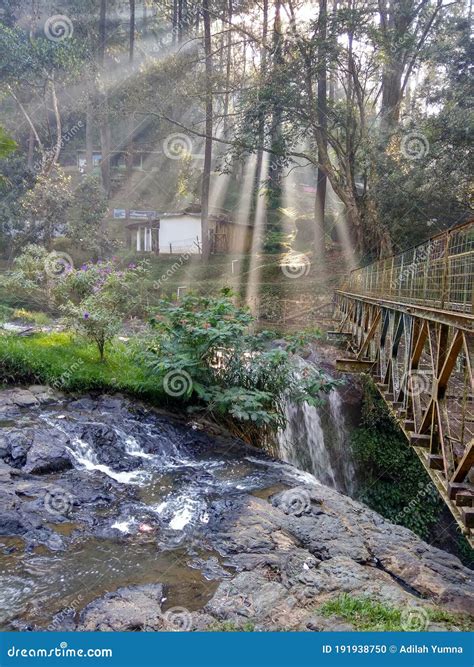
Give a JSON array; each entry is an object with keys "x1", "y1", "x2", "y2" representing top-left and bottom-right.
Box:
[
  {"x1": 135, "y1": 289, "x2": 336, "y2": 434},
  {"x1": 352, "y1": 378, "x2": 443, "y2": 540}
]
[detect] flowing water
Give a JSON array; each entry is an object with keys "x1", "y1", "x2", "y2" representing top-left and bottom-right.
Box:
[
  {"x1": 278, "y1": 370, "x2": 358, "y2": 496},
  {"x1": 0, "y1": 396, "x2": 308, "y2": 629}
]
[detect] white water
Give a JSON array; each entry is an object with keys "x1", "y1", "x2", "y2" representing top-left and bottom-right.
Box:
[
  {"x1": 277, "y1": 388, "x2": 356, "y2": 496},
  {"x1": 68, "y1": 436, "x2": 150, "y2": 485}
]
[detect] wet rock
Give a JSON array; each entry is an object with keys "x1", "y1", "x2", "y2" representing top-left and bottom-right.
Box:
[
  {"x1": 78, "y1": 584, "x2": 164, "y2": 631},
  {"x1": 0, "y1": 512, "x2": 26, "y2": 535},
  {"x1": 23, "y1": 429, "x2": 72, "y2": 474},
  {"x1": 79, "y1": 424, "x2": 137, "y2": 472},
  {"x1": 0, "y1": 429, "x2": 33, "y2": 467},
  {"x1": 188, "y1": 556, "x2": 232, "y2": 581}
]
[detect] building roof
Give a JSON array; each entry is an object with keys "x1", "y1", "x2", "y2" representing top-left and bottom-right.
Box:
[{"x1": 124, "y1": 207, "x2": 252, "y2": 228}]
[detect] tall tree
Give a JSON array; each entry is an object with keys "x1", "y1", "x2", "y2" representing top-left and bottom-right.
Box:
[
  {"x1": 126, "y1": 0, "x2": 136, "y2": 181},
  {"x1": 313, "y1": 0, "x2": 328, "y2": 263},
  {"x1": 98, "y1": 0, "x2": 111, "y2": 195},
  {"x1": 265, "y1": 0, "x2": 284, "y2": 248},
  {"x1": 201, "y1": 0, "x2": 213, "y2": 260}
]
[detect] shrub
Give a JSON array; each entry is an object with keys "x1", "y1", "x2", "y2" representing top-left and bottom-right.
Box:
[
  {"x1": 55, "y1": 259, "x2": 149, "y2": 361},
  {"x1": 135, "y1": 289, "x2": 336, "y2": 435}
]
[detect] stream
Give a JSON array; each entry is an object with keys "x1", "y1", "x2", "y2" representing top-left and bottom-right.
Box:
[
  {"x1": 0, "y1": 389, "x2": 471, "y2": 632},
  {"x1": 0, "y1": 392, "x2": 314, "y2": 629}
]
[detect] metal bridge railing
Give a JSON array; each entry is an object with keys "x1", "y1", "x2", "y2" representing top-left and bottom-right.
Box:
[{"x1": 345, "y1": 220, "x2": 474, "y2": 314}]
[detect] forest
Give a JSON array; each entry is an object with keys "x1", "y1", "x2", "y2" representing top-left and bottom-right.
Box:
[
  {"x1": 0, "y1": 0, "x2": 472, "y2": 653},
  {"x1": 0, "y1": 0, "x2": 471, "y2": 268}
]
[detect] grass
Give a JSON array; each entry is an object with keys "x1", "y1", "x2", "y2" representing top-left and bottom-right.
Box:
[
  {"x1": 319, "y1": 594, "x2": 471, "y2": 631},
  {"x1": 207, "y1": 621, "x2": 255, "y2": 632},
  {"x1": 0, "y1": 331, "x2": 167, "y2": 403}
]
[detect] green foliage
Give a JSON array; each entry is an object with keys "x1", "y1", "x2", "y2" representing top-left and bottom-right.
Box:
[
  {"x1": 67, "y1": 176, "x2": 109, "y2": 256},
  {"x1": 0, "y1": 244, "x2": 59, "y2": 311},
  {"x1": 20, "y1": 167, "x2": 73, "y2": 247},
  {"x1": 55, "y1": 259, "x2": 149, "y2": 361},
  {"x1": 10, "y1": 308, "x2": 51, "y2": 325},
  {"x1": 0, "y1": 155, "x2": 36, "y2": 254},
  {"x1": 136, "y1": 290, "x2": 336, "y2": 432},
  {"x1": 0, "y1": 126, "x2": 16, "y2": 160},
  {"x1": 352, "y1": 379, "x2": 443, "y2": 540},
  {"x1": 207, "y1": 621, "x2": 255, "y2": 632},
  {"x1": 0, "y1": 332, "x2": 165, "y2": 402},
  {"x1": 319, "y1": 594, "x2": 469, "y2": 631}
]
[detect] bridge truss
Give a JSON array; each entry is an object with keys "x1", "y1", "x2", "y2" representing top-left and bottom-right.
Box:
[{"x1": 334, "y1": 221, "x2": 473, "y2": 544}]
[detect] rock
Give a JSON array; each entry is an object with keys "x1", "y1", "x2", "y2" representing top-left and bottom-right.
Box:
[
  {"x1": 188, "y1": 556, "x2": 232, "y2": 581},
  {"x1": 11, "y1": 390, "x2": 39, "y2": 408},
  {"x1": 0, "y1": 429, "x2": 33, "y2": 467},
  {"x1": 0, "y1": 509, "x2": 26, "y2": 535},
  {"x1": 28, "y1": 386, "x2": 56, "y2": 404},
  {"x1": 79, "y1": 424, "x2": 138, "y2": 472},
  {"x1": 78, "y1": 585, "x2": 164, "y2": 631},
  {"x1": 206, "y1": 571, "x2": 292, "y2": 622},
  {"x1": 23, "y1": 429, "x2": 72, "y2": 474}
]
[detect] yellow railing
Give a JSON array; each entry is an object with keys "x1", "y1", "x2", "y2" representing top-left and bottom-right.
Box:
[{"x1": 346, "y1": 220, "x2": 474, "y2": 313}]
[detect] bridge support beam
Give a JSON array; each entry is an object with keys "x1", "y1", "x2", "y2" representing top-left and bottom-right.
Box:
[{"x1": 334, "y1": 290, "x2": 474, "y2": 545}]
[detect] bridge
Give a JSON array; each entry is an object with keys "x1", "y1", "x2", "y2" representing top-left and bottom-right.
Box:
[{"x1": 333, "y1": 220, "x2": 473, "y2": 544}]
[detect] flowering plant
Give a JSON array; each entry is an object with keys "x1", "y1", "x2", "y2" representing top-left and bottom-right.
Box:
[{"x1": 56, "y1": 259, "x2": 148, "y2": 360}]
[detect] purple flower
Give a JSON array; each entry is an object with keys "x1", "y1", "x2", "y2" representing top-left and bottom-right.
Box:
[
  {"x1": 83, "y1": 312, "x2": 90, "y2": 319},
  {"x1": 80, "y1": 264, "x2": 88, "y2": 271},
  {"x1": 128, "y1": 263, "x2": 136, "y2": 269}
]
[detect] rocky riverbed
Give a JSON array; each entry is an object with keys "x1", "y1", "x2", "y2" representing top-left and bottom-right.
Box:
[{"x1": 0, "y1": 387, "x2": 472, "y2": 632}]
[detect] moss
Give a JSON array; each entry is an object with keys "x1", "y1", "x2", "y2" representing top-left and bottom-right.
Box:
[
  {"x1": 352, "y1": 378, "x2": 443, "y2": 540},
  {"x1": 319, "y1": 594, "x2": 471, "y2": 632}
]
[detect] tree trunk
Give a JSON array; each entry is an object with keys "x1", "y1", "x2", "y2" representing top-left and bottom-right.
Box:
[
  {"x1": 266, "y1": 0, "x2": 284, "y2": 242},
  {"x1": 27, "y1": 128, "x2": 35, "y2": 169},
  {"x1": 98, "y1": 0, "x2": 110, "y2": 195},
  {"x1": 314, "y1": 0, "x2": 328, "y2": 264},
  {"x1": 85, "y1": 96, "x2": 94, "y2": 174},
  {"x1": 222, "y1": 0, "x2": 233, "y2": 137},
  {"x1": 253, "y1": 0, "x2": 268, "y2": 222},
  {"x1": 379, "y1": 0, "x2": 413, "y2": 134},
  {"x1": 126, "y1": 0, "x2": 136, "y2": 181},
  {"x1": 201, "y1": 0, "x2": 213, "y2": 260}
]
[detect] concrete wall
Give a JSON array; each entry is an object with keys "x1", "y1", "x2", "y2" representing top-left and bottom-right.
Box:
[{"x1": 159, "y1": 215, "x2": 201, "y2": 254}]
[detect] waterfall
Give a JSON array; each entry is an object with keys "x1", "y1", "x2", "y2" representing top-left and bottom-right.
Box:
[{"x1": 277, "y1": 388, "x2": 357, "y2": 496}]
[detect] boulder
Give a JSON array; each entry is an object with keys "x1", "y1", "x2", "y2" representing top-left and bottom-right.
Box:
[
  {"x1": 78, "y1": 584, "x2": 164, "y2": 631},
  {"x1": 23, "y1": 429, "x2": 72, "y2": 474}
]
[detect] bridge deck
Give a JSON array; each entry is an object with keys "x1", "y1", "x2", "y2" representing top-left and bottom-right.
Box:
[{"x1": 334, "y1": 221, "x2": 473, "y2": 544}]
